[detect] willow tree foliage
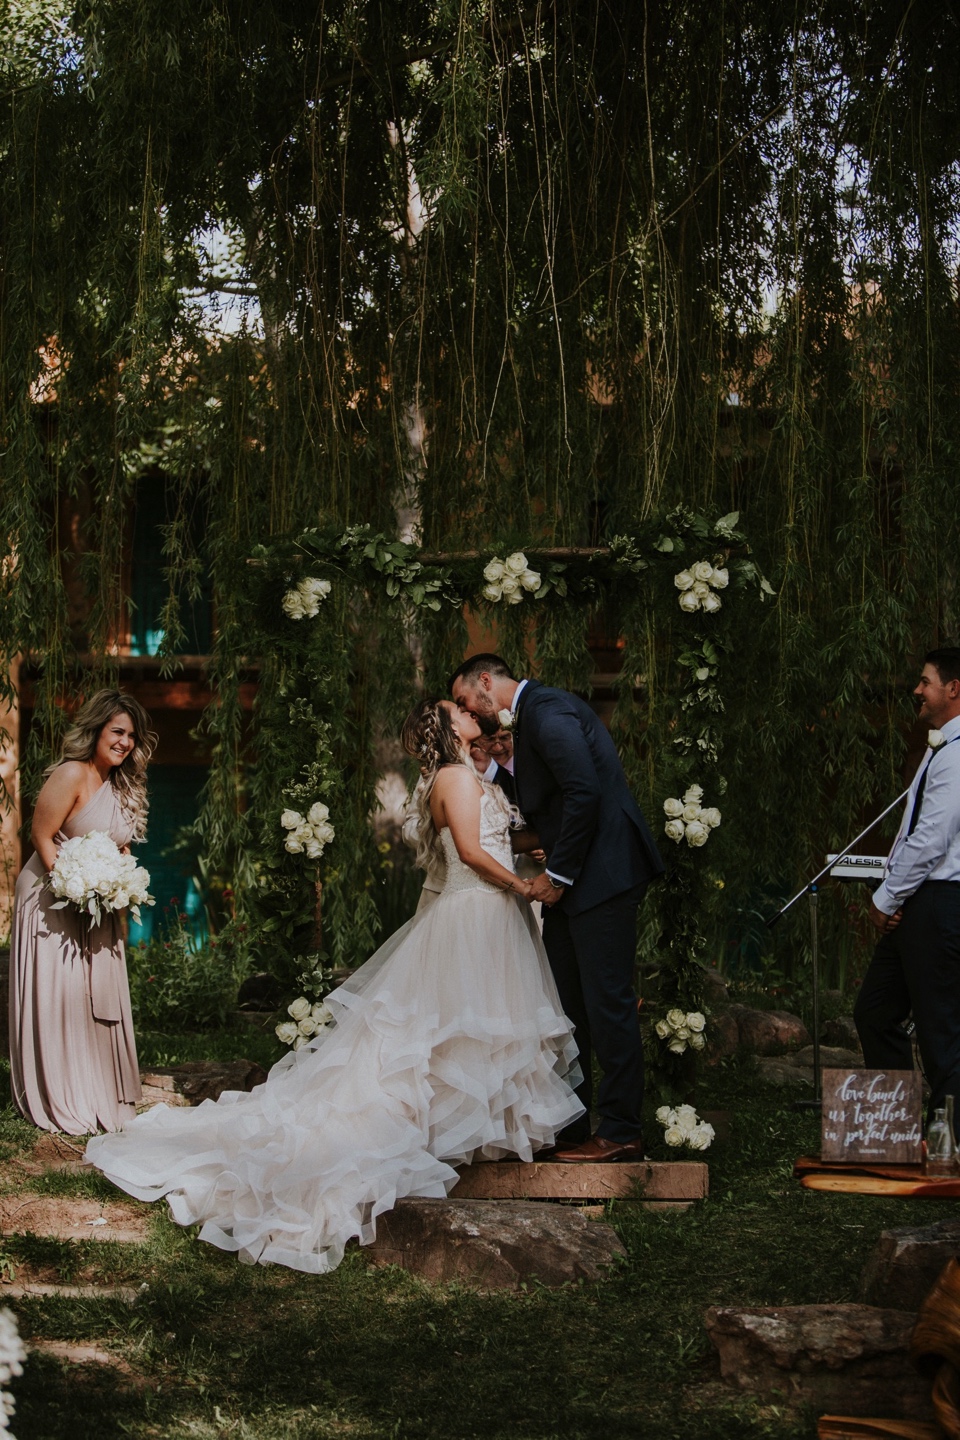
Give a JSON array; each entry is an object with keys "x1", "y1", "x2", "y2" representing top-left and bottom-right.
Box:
[{"x1": 1, "y1": 1, "x2": 959, "y2": 984}]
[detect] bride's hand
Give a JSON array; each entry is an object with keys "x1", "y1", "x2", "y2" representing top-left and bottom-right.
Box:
[{"x1": 513, "y1": 878, "x2": 534, "y2": 902}]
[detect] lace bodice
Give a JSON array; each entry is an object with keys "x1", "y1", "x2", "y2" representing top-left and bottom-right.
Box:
[{"x1": 439, "y1": 786, "x2": 515, "y2": 894}]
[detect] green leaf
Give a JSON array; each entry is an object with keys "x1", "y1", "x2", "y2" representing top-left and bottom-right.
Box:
[{"x1": 654, "y1": 536, "x2": 675, "y2": 552}]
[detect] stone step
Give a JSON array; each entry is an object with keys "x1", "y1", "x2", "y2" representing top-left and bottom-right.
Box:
[
  {"x1": 451, "y1": 1159, "x2": 707, "y2": 1203},
  {"x1": 366, "y1": 1197, "x2": 625, "y2": 1289},
  {"x1": 0, "y1": 1195, "x2": 149, "y2": 1245},
  {"x1": 138, "y1": 1059, "x2": 267, "y2": 1110}
]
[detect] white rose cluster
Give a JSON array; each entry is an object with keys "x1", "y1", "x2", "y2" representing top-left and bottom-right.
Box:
[
  {"x1": 655, "y1": 1103, "x2": 715, "y2": 1151},
  {"x1": 0, "y1": 1306, "x2": 25, "y2": 1433},
  {"x1": 276, "y1": 996, "x2": 335, "y2": 1050},
  {"x1": 281, "y1": 802, "x2": 335, "y2": 859},
  {"x1": 674, "y1": 561, "x2": 728, "y2": 614},
  {"x1": 655, "y1": 1007, "x2": 707, "y2": 1054},
  {"x1": 48, "y1": 831, "x2": 154, "y2": 925},
  {"x1": 663, "y1": 785, "x2": 721, "y2": 847},
  {"x1": 482, "y1": 552, "x2": 541, "y2": 605},
  {"x1": 282, "y1": 576, "x2": 332, "y2": 620}
]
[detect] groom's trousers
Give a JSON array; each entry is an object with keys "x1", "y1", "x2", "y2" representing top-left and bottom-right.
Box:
[
  {"x1": 541, "y1": 882, "x2": 646, "y2": 1144},
  {"x1": 854, "y1": 880, "x2": 960, "y2": 1119}
]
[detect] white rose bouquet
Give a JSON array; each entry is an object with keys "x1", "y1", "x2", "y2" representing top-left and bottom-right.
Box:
[
  {"x1": 282, "y1": 576, "x2": 332, "y2": 620},
  {"x1": 673, "y1": 562, "x2": 728, "y2": 614},
  {"x1": 662, "y1": 785, "x2": 721, "y2": 847},
  {"x1": 655, "y1": 1103, "x2": 715, "y2": 1151},
  {"x1": 654, "y1": 1008, "x2": 707, "y2": 1054},
  {"x1": 281, "y1": 802, "x2": 335, "y2": 860},
  {"x1": 482, "y1": 552, "x2": 542, "y2": 604},
  {"x1": 48, "y1": 831, "x2": 154, "y2": 925},
  {"x1": 276, "y1": 997, "x2": 335, "y2": 1050}
]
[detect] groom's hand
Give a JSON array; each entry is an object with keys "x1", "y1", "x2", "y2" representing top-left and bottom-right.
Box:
[
  {"x1": 529, "y1": 874, "x2": 565, "y2": 907},
  {"x1": 869, "y1": 901, "x2": 902, "y2": 934}
]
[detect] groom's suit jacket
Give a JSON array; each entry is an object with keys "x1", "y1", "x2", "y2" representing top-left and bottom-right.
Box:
[{"x1": 513, "y1": 680, "x2": 664, "y2": 917}]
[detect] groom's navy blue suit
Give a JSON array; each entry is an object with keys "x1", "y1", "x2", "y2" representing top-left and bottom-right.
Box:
[{"x1": 513, "y1": 680, "x2": 664, "y2": 1143}]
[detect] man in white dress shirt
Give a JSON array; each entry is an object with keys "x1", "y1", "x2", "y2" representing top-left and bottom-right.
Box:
[{"x1": 855, "y1": 647, "x2": 960, "y2": 1122}]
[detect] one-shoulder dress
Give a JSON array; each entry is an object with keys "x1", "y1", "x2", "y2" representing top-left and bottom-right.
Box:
[
  {"x1": 87, "y1": 787, "x2": 583, "y2": 1274},
  {"x1": 9, "y1": 781, "x2": 142, "y2": 1134}
]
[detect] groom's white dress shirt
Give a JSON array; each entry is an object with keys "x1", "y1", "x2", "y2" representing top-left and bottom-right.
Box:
[
  {"x1": 873, "y1": 712, "x2": 960, "y2": 915},
  {"x1": 510, "y1": 678, "x2": 573, "y2": 889}
]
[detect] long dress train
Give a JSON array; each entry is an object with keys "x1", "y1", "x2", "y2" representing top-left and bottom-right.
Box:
[
  {"x1": 86, "y1": 789, "x2": 583, "y2": 1274},
  {"x1": 9, "y1": 781, "x2": 142, "y2": 1135}
]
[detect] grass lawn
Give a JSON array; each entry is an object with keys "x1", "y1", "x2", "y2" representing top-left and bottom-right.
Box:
[{"x1": 0, "y1": 1032, "x2": 944, "y2": 1440}]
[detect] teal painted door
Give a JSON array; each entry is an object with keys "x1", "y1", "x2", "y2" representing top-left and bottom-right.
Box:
[{"x1": 128, "y1": 766, "x2": 208, "y2": 944}]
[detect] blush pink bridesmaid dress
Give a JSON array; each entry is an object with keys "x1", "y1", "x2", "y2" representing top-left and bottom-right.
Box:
[{"x1": 9, "y1": 780, "x2": 142, "y2": 1135}]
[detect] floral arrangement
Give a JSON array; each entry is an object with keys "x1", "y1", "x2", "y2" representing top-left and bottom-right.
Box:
[
  {"x1": 282, "y1": 575, "x2": 332, "y2": 620},
  {"x1": 674, "y1": 561, "x2": 728, "y2": 614},
  {"x1": 276, "y1": 995, "x2": 335, "y2": 1050},
  {"x1": 48, "y1": 831, "x2": 154, "y2": 925},
  {"x1": 655, "y1": 1103, "x2": 715, "y2": 1151},
  {"x1": 482, "y1": 551, "x2": 542, "y2": 604},
  {"x1": 663, "y1": 784, "x2": 721, "y2": 847},
  {"x1": 280, "y1": 803, "x2": 335, "y2": 859},
  {"x1": 655, "y1": 1008, "x2": 706, "y2": 1054},
  {"x1": 0, "y1": 1306, "x2": 25, "y2": 1434}
]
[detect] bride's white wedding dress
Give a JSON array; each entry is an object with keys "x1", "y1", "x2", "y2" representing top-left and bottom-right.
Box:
[{"x1": 86, "y1": 787, "x2": 583, "y2": 1274}]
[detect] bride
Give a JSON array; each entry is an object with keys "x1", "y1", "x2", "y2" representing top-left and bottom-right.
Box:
[{"x1": 86, "y1": 698, "x2": 583, "y2": 1274}]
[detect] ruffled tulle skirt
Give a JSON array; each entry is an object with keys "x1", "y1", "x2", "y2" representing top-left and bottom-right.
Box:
[{"x1": 86, "y1": 888, "x2": 583, "y2": 1274}]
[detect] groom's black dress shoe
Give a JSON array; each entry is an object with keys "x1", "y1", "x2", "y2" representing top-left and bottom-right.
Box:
[{"x1": 554, "y1": 1135, "x2": 645, "y2": 1163}]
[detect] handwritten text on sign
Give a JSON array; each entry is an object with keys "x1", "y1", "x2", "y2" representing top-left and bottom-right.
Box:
[{"x1": 821, "y1": 1068, "x2": 922, "y2": 1164}]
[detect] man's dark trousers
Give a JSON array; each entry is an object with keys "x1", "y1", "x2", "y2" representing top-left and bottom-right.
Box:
[
  {"x1": 854, "y1": 880, "x2": 960, "y2": 1115},
  {"x1": 541, "y1": 881, "x2": 646, "y2": 1145}
]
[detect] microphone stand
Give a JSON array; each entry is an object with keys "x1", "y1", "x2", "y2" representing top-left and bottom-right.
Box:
[{"x1": 765, "y1": 787, "x2": 909, "y2": 1110}]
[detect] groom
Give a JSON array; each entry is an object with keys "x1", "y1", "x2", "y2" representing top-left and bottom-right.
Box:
[{"x1": 451, "y1": 654, "x2": 664, "y2": 1161}]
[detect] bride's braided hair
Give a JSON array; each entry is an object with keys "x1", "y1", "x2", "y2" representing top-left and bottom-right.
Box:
[{"x1": 400, "y1": 698, "x2": 468, "y2": 872}]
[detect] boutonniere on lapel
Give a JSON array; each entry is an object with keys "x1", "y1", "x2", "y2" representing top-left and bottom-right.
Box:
[
  {"x1": 928, "y1": 730, "x2": 947, "y2": 750},
  {"x1": 497, "y1": 709, "x2": 515, "y2": 731}
]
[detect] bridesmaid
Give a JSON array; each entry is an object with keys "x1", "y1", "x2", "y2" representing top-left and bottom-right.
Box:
[{"x1": 9, "y1": 690, "x2": 157, "y2": 1134}]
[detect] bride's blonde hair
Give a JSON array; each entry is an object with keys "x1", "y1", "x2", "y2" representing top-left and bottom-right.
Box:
[
  {"x1": 45, "y1": 689, "x2": 157, "y2": 839},
  {"x1": 400, "y1": 697, "x2": 516, "y2": 873}
]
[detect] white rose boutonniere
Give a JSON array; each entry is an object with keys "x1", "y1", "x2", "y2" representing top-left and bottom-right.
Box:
[
  {"x1": 929, "y1": 730, "x2": 947, "y2": 750},
  {"x1": 497, "y1": 709, "x2": 515, "y2": 730}
]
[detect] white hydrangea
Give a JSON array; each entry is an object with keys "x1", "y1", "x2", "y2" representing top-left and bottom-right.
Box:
[{"x1": 48, "y1": 832, "x2": 154, "y2": 925}]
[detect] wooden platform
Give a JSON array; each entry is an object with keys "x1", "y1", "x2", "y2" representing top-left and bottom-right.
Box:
[{"x1": 451, "y1": 1160, "x2": 708, "y2": 1206}]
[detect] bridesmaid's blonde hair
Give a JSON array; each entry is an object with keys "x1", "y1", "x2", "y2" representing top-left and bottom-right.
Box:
[{"x1": 46, "y1": 690, "x2": 157, "y2": 838}]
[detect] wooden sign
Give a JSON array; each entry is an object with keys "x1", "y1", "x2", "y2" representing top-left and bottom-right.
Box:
[{"x1": 821, "y1": 1068, "x2": 923, "y2": 1164}]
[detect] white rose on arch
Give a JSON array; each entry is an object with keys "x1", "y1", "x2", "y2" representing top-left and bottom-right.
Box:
[
  {"x1": 674, "y1": 570, "x2": 695, "y2": 592},
  {"x1": 664, "y1": 818, "x2": 685, "y2": 844},
  {"x1": 676, "y1": 559, "x2": 727, "y2": 614},
  {"x1": 663, "y1": 797, "x2": 684, "y2": 818},
  {"x1": 681, "y1": 802, "x2": 702, "y2": 823},
  {"x1": 685, "y1": 820, "x2": 709, "y2": 847},
  {"x1": 678, "y1": 589, "x2": 700, "y2": 613}
]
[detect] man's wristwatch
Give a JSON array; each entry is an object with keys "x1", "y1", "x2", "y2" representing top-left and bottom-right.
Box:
[{"x1": 547, "y1": 876, "x2": 566, "y2": 889}]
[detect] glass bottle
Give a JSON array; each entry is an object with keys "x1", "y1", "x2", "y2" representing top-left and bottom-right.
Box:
[
  {"x1": 947, "y1": 1096, "x2": 958, "y2": 1173},
  {"x1": 925, "y1": 1107, "x2": 954, "y2": 1177}
]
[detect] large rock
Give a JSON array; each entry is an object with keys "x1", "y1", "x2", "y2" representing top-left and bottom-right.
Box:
[
  {"x1": 728, "y1": 1005, "x2": 810, "y2": 1055},
  {"x1": 139, "y1": 1060, "x2": 268, "y2": 1109},
  {"x1": 861, "y1": 1221, "x2": 960, "y2": 1312},
  {"x1": 822, "y1": 1015, "x2": 862, "y2": 1052},
  {"x1": 705, "y1": 1011, "x2": 741, "y2": 1061},
  {"x1": 365, "y1": 1198, "x2": 626, "y2": 1290},
  {"x1": 756, "y1": 1044, "x2": 862, "y2": 1088},
  {"x1": 704, "y1": 1304, "x2": 932, "y2": 1420}
]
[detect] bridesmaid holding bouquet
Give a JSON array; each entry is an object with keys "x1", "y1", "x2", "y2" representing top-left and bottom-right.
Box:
[{"x1": 9, "y1": 691, "x2": 157, "y2": 1135}]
